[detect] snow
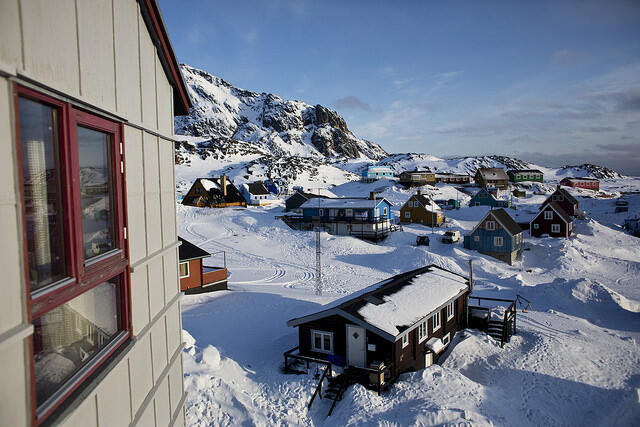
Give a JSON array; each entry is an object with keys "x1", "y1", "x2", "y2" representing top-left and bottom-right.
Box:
[
  {"x1": 176, "y1": 163, "x2": 640, "y2": 426},
  {"x1": 298, "y1": 197, "x2": 385, "y2": 210},
  {"x1": 199, "y1": 178, "x2": 220, "y2": 192},
  {"x1": 426, "y1": 337, "x2": 446, "y2": 354},
  {"x1": 358, "y1": 270, "x2": 468, "y2": 336}
]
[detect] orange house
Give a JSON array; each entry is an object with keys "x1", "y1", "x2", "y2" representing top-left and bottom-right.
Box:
[{"x1": 179, "y1": 237, "x2": 228, "y2": 294}]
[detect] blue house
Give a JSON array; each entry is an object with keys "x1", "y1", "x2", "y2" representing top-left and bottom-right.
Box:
[
  {"x1": 463, "y1": 209, "x2": 523, "y2": 265},
  {"x1": 285, "y1": 192, "x2": 397, "y2": 241},
  {"x1": 469, "y1": 188, "x2": 511, "y2": 208},
  {"x1": 264, "y1": 178, "x2": 288, "y2": 195},
  {"x1": 361, "y1": 165, "x2": 394, "y2": 183}
]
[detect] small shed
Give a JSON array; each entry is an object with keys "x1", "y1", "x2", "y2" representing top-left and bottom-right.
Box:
[
  {"x1": 463, "y1": 209, "x2": 523, "y2": 265},
  {"x1": 286, "y1": 265, "x2": 470, "y2": 378},
  {"x1": 530, "y1": 202, "x2": 573, "y2": 238}
]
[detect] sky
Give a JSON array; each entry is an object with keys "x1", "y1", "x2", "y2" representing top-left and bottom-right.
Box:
[{"x1": 158, "y1": 0, "x2": 640, "y2": 175}]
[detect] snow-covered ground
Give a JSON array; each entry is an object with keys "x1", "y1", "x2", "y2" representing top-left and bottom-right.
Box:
[{"x1": 177, "y1": 177, "x2": 640, "y2": 426}]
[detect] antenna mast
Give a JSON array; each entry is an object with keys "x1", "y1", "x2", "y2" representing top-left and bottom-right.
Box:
[{"x1": 312, "y1": 188, "x2": 323, "y2": 296}]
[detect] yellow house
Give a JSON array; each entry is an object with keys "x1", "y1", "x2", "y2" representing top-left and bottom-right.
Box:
[
  {"x1": 400, "y1": 192, "x2": 444, "y2": 226},
  {"x1": 0, "y1": 1, "x2": 190, "y2": 425}
]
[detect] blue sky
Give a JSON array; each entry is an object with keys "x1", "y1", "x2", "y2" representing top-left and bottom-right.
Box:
[{"x1": 159, "y1": 0, "x2": 640, "y2": 175}]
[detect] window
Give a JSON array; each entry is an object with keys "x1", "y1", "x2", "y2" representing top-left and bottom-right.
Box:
[
  {"x1": 319, "y1": 209, "x2": 324, "y2": 216},
  {"x1": 401, "y1": 334, "x2": 409, "y2": 348},
  {"x1": 431, "y1": 312, "x2": 441, "y2": 332},
  {"x1": 544, "y1": 211, "x2": 553, "y2": 220},
  {"x1": 311, "y1": 330, "x2": 333, "y2": 354},
  {"x1": 442, "y1": 333, "x2": 451, "y2": 346},
  {"x1": 179, "y1": 262, "x2": 190, "y2": 278},
  {"x1": 346, "y1": 208, "x2": 353, "y2": 217},
  {"x1": 16, "y1": 87, "x2": 129, "y2": 421},
  {"x1": 494, "y1": 236, "x2": 504, "y2": 247},
  {"x1": 474, "y1": 235, "x2": 479, "y2": 242},
  {"x1": 383, "y1": 207, "x2": 388, "y2": 215},
  {"x1": 418, "y1": 321, "x2": 427, "y2": 343},
  {"x1": 551, "y1": 224, "x2": 561, "y2": 233},
  {"x1": 405, "y1": 211, "x2": 411, "y2": 219},
  {"x1": 533, "y1": 223, "x2": 539, "y2": 229},
  {"x1": 486, "y1": 221, "x2": 495, "y2": 231},
  {"x1": 195, "y1": 187, "x2": 201, "y2": 194},
  {"x1": 446, "y1": 301, "x2": 455, "y2": 320}
]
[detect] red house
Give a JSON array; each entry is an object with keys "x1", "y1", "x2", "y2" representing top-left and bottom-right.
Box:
[
  {"x1": 559, "y1": 177, "x2": 599, "y2": 191},
  {"x1": 179, "y1": 237, "x2": 228, "y2": 294},
  {"x1": 542, "y1": 187, "x2": 579, "y2": 217},
  {"x1": 530, "y1": 202, "x2": 573, "y2": 238}
]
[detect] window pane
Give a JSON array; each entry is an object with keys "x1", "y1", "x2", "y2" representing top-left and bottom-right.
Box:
[
  {"x1": 78, "y1": 126, "x2": 114, "y2": 259},
  {"x1": 179, "y1": 262, "x2": 189, "y2": 277},
  {"x1": 314, "y1": 333, "x2": 321, "y2": 350},
  {"x1": 323, "y1": 335, "x2": 331, "y2": 351},
  {"x1": 19, "y1": 97, "x2": 66, "y2": 291},
  {"x1": 33, "y1": 277, "x2": 123, "y2": 407}
]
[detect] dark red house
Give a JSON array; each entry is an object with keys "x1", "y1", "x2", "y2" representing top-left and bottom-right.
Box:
[
  {"x1": 542, "y1": 187, "x2": 579, "y2": 217},
  {"x1": 286, "y1": 265, "x2": 470, "y2": 380},
  {"x1": 530, "y1": 202, "x2": 573, "y2": 238},
  {"x1": 559, "y1": 177, "x2": 599, "y2": 191},
  {"x1": 179, "y1": 237, "x2": 228, "y2": 294}
]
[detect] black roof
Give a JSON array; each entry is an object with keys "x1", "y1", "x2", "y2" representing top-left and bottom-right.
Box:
[
  {"x1": 549, "y1": 187, "x2": 578, "y2": 205},
  {"x1": 544, "y1": 202, "x2": 573, "y2": 223},
  {"x1": 246, "y1": 181, "x2": 270, "y2": 195},
  {"x1": 488, "y1": 208, "x2": 522, "y2": 235},
  {"x1": 178, "y1": 237, "x2": 210, "y2": 261}
]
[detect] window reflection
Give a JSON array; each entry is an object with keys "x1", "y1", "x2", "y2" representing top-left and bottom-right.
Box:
[
  {"x1": 33, "y1": 278, "x2": 122, "y2": 407},
  {"x1": 77, "y1": 126, "x2": 114, "y2": 259},
  {"x1": 19, "y1": 98, "x2": 66, "y2": 290}
]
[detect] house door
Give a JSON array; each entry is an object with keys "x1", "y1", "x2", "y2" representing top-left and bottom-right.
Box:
[
  {"x1": 425, "y1": 352, "x2": 433, "y2": 368},
  {"x1": 347, "y1": 325, "x2": 366, "y2": 368}
]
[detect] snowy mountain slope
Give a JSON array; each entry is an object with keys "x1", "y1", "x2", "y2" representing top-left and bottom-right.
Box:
[
  {"x1": 175, "y1": 64, "x2": 387, "y2": 160},
  {"x1": 176, "y1": 175, "x2": 640, "y2": 426}
]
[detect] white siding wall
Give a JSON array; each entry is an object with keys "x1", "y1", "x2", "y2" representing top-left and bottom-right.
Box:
[{"x1": 0, "y1": 0, "x2": 185, "y2": 425}]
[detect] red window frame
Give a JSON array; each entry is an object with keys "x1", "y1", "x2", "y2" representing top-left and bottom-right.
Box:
[{"x1": 14, "y1": 84, "x2": 131, "y2": 425}]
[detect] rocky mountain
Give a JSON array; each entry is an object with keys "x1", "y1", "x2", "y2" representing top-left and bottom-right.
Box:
[
  {"x1": 175, "y1": 64, "x2": 387, "y2": 161},
  {"x1": 561, "y1": 164, "x2": 623, "y2": 179}
]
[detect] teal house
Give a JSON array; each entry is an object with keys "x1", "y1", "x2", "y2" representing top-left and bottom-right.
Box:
[
  {"x1": 469, "y1": 188, "x2": 511, "y2": 208},
  {"x1": 463, "y1": 209, "x2": 523, "y2": 265}
]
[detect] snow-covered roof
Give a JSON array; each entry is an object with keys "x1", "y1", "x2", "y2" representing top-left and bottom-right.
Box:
[
  {"x1": 200, "y1": 179, "x2": 220, "y2": 192},
  {"x1": 287, "y1": 265, "x2": 469, "y2": 340},
  {"x1": 298, "y1": 197, "x2": 390, "y2": 209},
  {"x1": 357, "y1": 269, "x2": 468, "y2": 336}
]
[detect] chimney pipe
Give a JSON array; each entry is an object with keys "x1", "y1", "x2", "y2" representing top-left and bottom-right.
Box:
[
  {"x1": 417, "y1": 189, "x2": 421, "y2": 195},
  {"x1": 369, "y1": 191, "x2": 376, "y2": 200},
  {"x1": 468, "y1": 259, "x2": 474, "y2": 293},
  {"x1": 222, "y1": 175, "x2": 227, "y2": 197}
]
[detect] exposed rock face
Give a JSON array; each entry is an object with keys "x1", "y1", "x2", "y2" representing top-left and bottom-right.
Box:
[
  {"x1": 175, "y1": 64, "x2": 387, "y2": 161},
  {"x1": 561, "y1": 164, "x2": 623, "y2": 179}
]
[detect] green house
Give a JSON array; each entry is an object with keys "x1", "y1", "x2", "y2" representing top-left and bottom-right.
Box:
[{"x1": 507, "y1": 169, "x2": 543, "y2": 183}]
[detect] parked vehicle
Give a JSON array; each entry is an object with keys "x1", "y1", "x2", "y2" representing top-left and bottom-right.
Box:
[
  {"x1": 416, "y1": 235, "x2": 430, "y2": 246},
  {"x1": 615, "y1": 200, "x2": 629, "y2": 213},
  {"x1": 442, "y1": 230, "x2": 460, "y2": 243}
]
